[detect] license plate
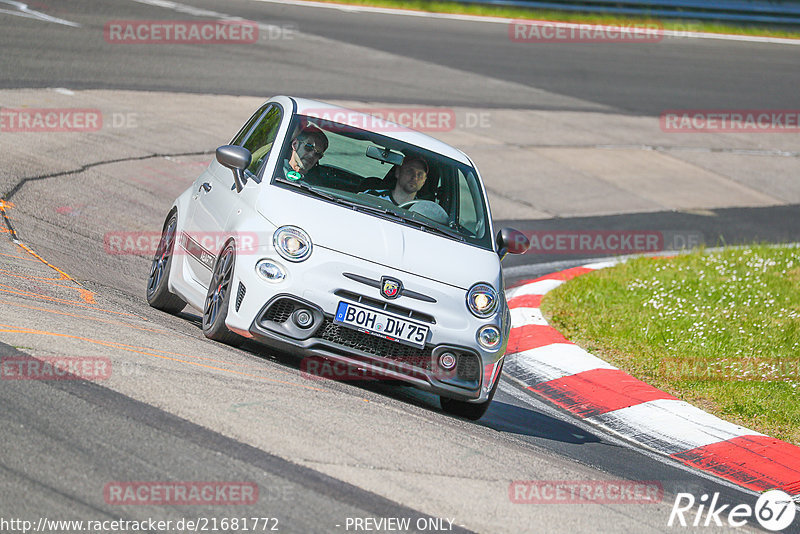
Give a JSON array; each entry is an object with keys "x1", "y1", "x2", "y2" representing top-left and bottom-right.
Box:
[{"x1": 334, "y1": 302, "x2": 429, "y2": 348}]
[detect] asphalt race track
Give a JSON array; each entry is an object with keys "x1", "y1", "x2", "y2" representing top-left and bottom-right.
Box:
[{"x1": 1, "y1": 1, "x2": 799, "y2": 533}]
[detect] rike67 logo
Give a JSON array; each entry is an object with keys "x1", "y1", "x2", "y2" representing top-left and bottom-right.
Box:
[{"x1": 668, "y1": 490, "x2": 796, "y2": 531}]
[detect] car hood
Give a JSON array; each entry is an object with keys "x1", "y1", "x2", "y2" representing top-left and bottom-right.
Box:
[{"x1": 259, "y1": 187, "x2": 500, "y2": 290}]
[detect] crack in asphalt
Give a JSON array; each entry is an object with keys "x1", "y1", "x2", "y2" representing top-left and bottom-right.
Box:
[
  {"x1": 1, "y1": 150, "x2": 213, "y2": 201},
  {"x1": 0, "y1": 150, "x2": 213, "y2": 241}
]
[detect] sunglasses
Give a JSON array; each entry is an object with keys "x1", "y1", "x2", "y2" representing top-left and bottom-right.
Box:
[{"x1": 298, "y1": 140, "x2": 324, "y2": 158}]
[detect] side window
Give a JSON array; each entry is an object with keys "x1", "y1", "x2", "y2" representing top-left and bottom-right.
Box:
[
  {"x1": 231, "y1": 104, "x2": 269, "y2": 146},
  {"x1": 457, "y1": 169, "x2": 486, "y2": 238},
  {"x1": 232, "y1": 105, "x2": 282, "y2": 177},
  {"x1": 457, "y1": 170, "x2": 477, "y2": 230}
]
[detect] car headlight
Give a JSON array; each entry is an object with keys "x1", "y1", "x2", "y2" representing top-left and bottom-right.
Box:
[
  {"x1": 466, "y1": 283, "x2": 498, "y2": 318},
  {"x1": 273, "y1": 226, "x2": 312, "y2": 262},
  {"x1": 477, "y1": 325, "x2": 502, "y2": 350}
]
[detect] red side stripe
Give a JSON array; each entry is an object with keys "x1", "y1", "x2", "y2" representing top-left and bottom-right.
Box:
[
  {"x1": 671, "y1": 435, "x2": 800, "y2": 493},
  {"x1": 528, "y1": 368, "x2": 677, "y2": 418},
  {"x1": 507, "y1": 294, "x2": 542, "y2": 308},
  {"x1": 507, "y1": 324, "x2": 569, "y2": 353}
]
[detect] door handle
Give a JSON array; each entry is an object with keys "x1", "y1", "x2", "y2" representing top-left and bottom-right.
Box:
[{"x1": 199, "y1": 182, "x2": 212, "y2": 193}]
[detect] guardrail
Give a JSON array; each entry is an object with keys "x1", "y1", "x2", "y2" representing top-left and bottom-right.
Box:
[{"x1": 457, "y1": 0, "x2": 800, "y2": 25}]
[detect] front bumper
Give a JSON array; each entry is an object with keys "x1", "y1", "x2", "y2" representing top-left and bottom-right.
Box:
[
  {"x1": 247, "y1": 294, "x2": 501, "y2": 401},
  {"x1": 225, "y1": 244, "x2": 507, "y2": 403}
]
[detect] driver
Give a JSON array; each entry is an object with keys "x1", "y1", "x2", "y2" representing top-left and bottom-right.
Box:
[
  {"x1": 282, "y1": 126, "x2": 328, "y2": 181},
  {"x1": 363, "y1": 156, "x2": 428, "y2": 205}
]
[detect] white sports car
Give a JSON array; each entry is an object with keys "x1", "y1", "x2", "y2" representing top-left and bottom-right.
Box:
[{"x1": 147, "y1": 96, "x2": 529, "y2": 420}]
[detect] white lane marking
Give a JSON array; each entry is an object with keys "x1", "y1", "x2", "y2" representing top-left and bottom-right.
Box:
[
  {"x1": 131, "y1": 0, "x2": 244, "y2": 19},
  {"x1": 581, "y1": 259, "x2": 623, "y2": 270},
  {"x1": 510, "y1": 306, "x2": 548, "y2": 328},
  {"x1": 498, "y1": 377, "x2": 763, "y2": 497},
  {"x1": 129, "y1": 0, "x2": 310, "y2": 42},
  {"x1": 588, "y1": 398, "x2": 761, "y2": 456},
  {"x1": 52, "y1": 88, "x2": 75, "y2": 96},
  {"x1": 506, "y1": 278, "x2": 563, "y2": 299},
  {"x1": 506, "y1": 343, "x2": 617, "y2": 384},
  {"x1": 249, "y1": 0, "x2": 800, "y2": 46},
  {"x1": 0, "y1": 0, "x2": 80, "y2": 27}
]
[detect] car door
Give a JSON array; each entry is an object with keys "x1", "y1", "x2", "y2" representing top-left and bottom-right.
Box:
[{"x1": 182, "y1": 103, "x2": 282, "y2": 287}]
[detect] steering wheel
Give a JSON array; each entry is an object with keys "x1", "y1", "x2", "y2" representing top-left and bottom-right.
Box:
[{"x1": 398, "y1": 200, "x2": 449, "y2": 225}]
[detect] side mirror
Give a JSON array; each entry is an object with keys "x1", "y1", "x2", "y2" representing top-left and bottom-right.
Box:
[
  {"x1": 496, "y1": 228, "x2": 530, "y2": 261},
  {"x1": 216, "y1": 145, "x2": 252, "y2": 193}
]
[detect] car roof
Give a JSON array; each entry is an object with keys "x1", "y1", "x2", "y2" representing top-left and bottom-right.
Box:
[{"x1": 285, "y1": 96, "x2": 473, "y2": 166}]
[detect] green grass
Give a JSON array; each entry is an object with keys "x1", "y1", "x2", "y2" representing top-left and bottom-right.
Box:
[
  {"x1": 316, "y1": 0, "x2": 800, "y2": 39},
  {"x1": 541, "y1": 245, "x2": 800, "y2": 445}
]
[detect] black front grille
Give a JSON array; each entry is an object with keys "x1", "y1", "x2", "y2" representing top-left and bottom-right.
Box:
[
  {"x1": 236, "y1": 282, "x2": 246, "y2": 312},
  {"x1": 457, "y1": 353, "x2": 481, "y2": 382},
  {"x1": 318, "y1": 318, "x2": 433, "y2": 370},
  {"x1": 256, "y1": 299, "x2": 480, "y2": 387},
  {"x1": 334, "y1": 290, "x2": 435, "y2": 324},
  {"x1": 263, "y1": 299, "x2": 295, "y2": 323}
]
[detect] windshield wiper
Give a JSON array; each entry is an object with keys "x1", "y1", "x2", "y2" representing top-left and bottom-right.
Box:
[
  {"x1": 350, "y1": 202, "x2": 400, "y2": 217},
  {"x1": 283, "y1": 180, "x2": 339, "y2": 202},
  {"x1": 284, "y1": 180, "x2": 400, "y2": 217},
  {"x1": 392, "y1": 212, "x2": 465, "y2": 241},
  {"x1": 283, "y1": 180, "x2": 368, "y2": 210}
]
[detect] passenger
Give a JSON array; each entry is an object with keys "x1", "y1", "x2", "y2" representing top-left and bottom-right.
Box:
[
  {"x1": 282, "y1": 127, "x2": 328, "y2": 181},
  {"x1": 363, "y1": 156, "x2": 428, "y2": 205}
]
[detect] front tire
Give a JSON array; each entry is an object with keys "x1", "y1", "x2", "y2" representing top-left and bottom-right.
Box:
[
  {"x1": 440, "y1": 360, "x2": 503, "y2": 421},
  {"x1": 202, "y1": 242, "x2": 241, "y2": 345},
  {"x1": 146, "y1": 212, "x2": 186, "y2": 314}
]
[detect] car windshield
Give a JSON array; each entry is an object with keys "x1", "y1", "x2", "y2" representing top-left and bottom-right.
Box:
[{"x1": 271, "y1": 114, "x2": 493, "y2": 250}]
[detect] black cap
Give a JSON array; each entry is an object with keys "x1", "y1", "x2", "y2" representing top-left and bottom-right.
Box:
[{"x1": 403, "y1": 155, "x2": 428, "y2": 174}]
